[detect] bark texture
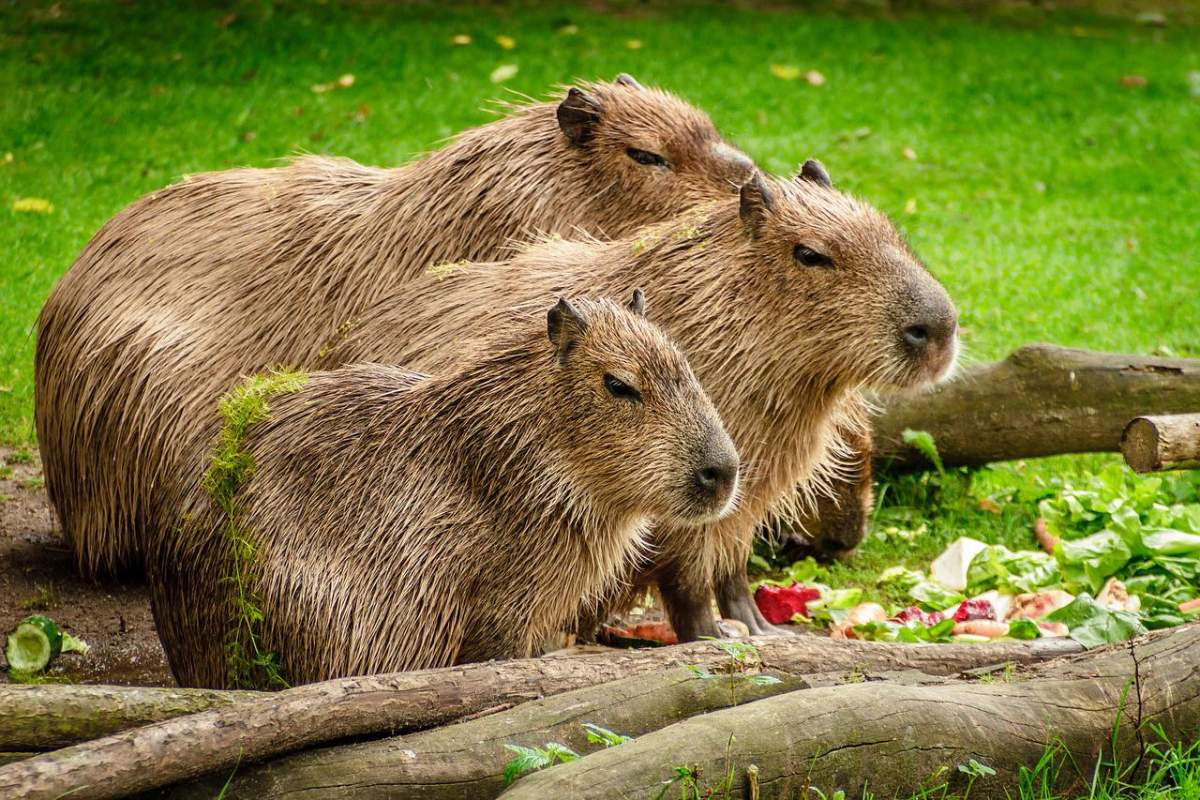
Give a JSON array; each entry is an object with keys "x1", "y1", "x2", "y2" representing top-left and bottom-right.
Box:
[
  {"x1": 875, "y1": 345, "x2": 1200, "y2": 469},
  {"x1": 501, "y1": 627, "x2": 1200, "y2": 800},
  {"x1": 0, "y1": 636, "x2": 1079, "y2": 800},
  {"x1": 0, "y1": 685, "x2": 258, "y2": 751},
  {"x1": 156, "y1": 667, "x2": 816, "y2": 799},
  {"x1": 1122, "y1": 414, "x2": 1200, "y2": 473}
]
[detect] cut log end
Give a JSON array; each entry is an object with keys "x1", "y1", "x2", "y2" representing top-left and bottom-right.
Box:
[{"x1": 1121, "y1": 414, "x2": 1200, "y2": 473}]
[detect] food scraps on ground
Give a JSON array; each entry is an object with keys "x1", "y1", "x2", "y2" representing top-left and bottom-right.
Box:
[{"x1": 5, "y1": 615, "x2": 90, "y2": 674}]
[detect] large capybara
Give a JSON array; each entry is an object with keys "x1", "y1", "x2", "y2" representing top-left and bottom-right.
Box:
[
  {"x1": 321, "y1": 166, "x2": 959, "y2": 641},
  {"x1": 151, "y1": 292, "x2": 739, "y2": 688},
  {"x1": 35, "y1": 75, "x2": 756, "y2": 578}
]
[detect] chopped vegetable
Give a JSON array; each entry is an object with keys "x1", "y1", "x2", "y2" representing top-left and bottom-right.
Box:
[
  {"x1": 1044, "y1": 593, "x2": 1147, "y2": 648},
  {"x1": 5, "y1": 615, "x2": 87, "y2": 673},
  {"x1": 754, "y1": 582, "x2": 820, "y2": 624},
  {"x1": 952, "y1": 620, "x2": 1009, "y2": 638},
  {"x1": 953, "y1": 598, "x2": 997, "y2": 622},
  {"x1": 1008, "y1": 590, "x2": 1075, "y2": 621},
  {"x1": 931, "y1": 537, "x2": 988, "y2": 592}
]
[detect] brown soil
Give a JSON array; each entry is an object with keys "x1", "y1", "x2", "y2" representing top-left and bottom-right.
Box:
[{"x1": 0, "y1": 448, "x2": 173, "y2": 686}]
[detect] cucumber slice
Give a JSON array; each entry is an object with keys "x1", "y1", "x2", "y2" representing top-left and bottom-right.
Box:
[{"x1": 6, "y1": 615, "x2": 63, "y2": 673}]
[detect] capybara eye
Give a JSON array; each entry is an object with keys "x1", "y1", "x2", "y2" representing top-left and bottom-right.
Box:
[
  {"x1": 793, "y1": 244, "x2": 834, "y2": 269},
  {"x1": 626, "y1": 148, "x2": 669, "y2": 168},
  {"x1": 603, "y1": 373, "x2": 643, "y2": 402}
]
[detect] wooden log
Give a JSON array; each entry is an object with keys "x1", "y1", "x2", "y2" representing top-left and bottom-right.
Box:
[
  {"x1": 1122, "y1": 414, "x2": 1200, "y2": 472},
  {"x1": 501, "y1": 626, "x2": 1200, "y2": 800},
  {"x1": 0, "y1": 636, "x2": 1080, "y2": 800},
  {"x1": 0, "y1": 685, "x2": 259, "y2": 751},
  {"x1": 157, "y1": 667, "x2": 816, "y2": 800},
  {"x1": 875, "y1": 345, "x2": 1200, "y2": 469}
]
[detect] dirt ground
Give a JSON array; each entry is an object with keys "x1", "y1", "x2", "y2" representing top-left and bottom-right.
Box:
[{"x1": 0, "y1": 448, "x2": 173, "y2": 686}]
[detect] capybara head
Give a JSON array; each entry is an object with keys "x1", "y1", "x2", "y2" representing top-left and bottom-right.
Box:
[
  {"x1": 556, "y1": 74, "x2": 755, "y2": 212},
  {"x1": 736, "y1": 163, "x2": 958, "y2": 391},
  {"x1": 545, "y1": 290, "x2": 739, "y2": 524}
]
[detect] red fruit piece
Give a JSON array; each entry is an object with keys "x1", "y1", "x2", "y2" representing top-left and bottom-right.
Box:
[
  {"x1": 891, "y1": 606, "x2": 945, "y2": 626},
  {"x1": 754, "y1": 582, "x2": 821, "y2": 624},
  {"x1": 953, "y1": 598, "x2": 997, "y2": 622}
]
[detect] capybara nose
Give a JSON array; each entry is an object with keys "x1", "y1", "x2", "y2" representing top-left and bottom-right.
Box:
[
  {"x1": 694, "y1": 457, "x2": 738, "y2": 503},
  {"x1": 900, "y1": 309, "x2": 957, "y2": 353}
]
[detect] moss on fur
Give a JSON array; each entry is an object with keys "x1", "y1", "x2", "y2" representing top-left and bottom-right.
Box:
[{"x1": 204, "y1": 368, "x2": 308, "y2": 689}]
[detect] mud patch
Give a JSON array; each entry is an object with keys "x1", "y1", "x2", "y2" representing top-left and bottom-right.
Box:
[{"x1": 0, "y1": 448, "x2": 173, "y2": 686}]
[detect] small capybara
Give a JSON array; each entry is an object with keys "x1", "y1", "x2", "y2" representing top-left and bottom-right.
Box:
[
  {"x1": 321, "y1": 165, "x2": 959, "y2": 641},
  {"x1": 150, "y1": 292, "x2": 739, "y2": 688},
  {"x1": 35, "y1": 75, "x2": 756, "y2": 578}
]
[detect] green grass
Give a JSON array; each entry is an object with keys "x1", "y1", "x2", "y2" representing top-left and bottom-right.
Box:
[{"x1": 2, "y1": 1, "x2": 1199, "y2": 442}]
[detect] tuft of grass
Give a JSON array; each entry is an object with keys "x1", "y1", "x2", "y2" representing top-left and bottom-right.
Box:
[
  {"x1": 203, "y1": 368, "x2": 308, "y2": 690},
  {"x1": 20, "y1": 583, "x2": 58, "y2": 612}
]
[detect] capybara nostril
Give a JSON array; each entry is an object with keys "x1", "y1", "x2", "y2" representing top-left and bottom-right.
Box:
[
  {"x1": 902, "y1": 324, "x2": 930, "y2": 349},
  {"x1": 694, "y1": 457, "x2": 738, "y2": 502}
]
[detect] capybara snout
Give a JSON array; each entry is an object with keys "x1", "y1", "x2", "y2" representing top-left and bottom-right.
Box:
[
  {"x1": 687, "y1": 425, "x2": 740, "y2": 521},
  {"x1": 550, "y1": 288, "x2": 739, "y2": 528},
  {"x1": 896, "y1": 272, "x2": 959, "y2": 385}
]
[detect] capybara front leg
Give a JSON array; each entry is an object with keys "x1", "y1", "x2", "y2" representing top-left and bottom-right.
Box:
[
  {"x1": 659, "y1": 572, "x2": 721, "y2": 642},
  {"x1": 716, "y1": 565, "x2": 790, "y2": 636}
]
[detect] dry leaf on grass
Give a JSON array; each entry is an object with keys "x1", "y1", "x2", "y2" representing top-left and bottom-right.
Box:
[
  {"x1": 490, "y1": 64, "x2": 518, "y2": 83},
  {"x1": 12, "y1": 198, "x2": 54, "y2": 213}
]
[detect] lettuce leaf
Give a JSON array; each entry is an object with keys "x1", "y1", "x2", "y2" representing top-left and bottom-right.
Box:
[{"x1": 1044, "y1": 593, "x2": 1146, "y2": 648}]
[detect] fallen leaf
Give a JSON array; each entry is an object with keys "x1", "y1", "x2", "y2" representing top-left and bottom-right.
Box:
[
  {"x1": 978, "y1": 498, "x2": 1002, "y2": 515},
  {"x1": 490, "y1": 63, "x2": 518, "y2": 83},
  {"x1": 12, "y1": 197, "x2": 54, "y2": 213},
  {"x1": 805, "y1": 69, "x2": 826, "y2": 86},
  {"x1": 1120, "y1": 75, "x2": 1148, "y2": 87},
  {"x1": 0, "y1": 386, "x2": 11, "y2": 393},
  {"x1": 626, "y1": 39, "x2": 643, "y2": 50},
  {"x1": 902, "y1": 146, "x2": 917, "y2": 161},
  {"x1": 337, "y1": 73, "x2": 355, "y2": 88},
  {"x1": 770, "y1": 63, "x2": 801, "y2": 80},
  {"x1": 495, "y1": 34, "x2": 516, "y2": 50},
  {"x1": 904, "y1": 197, "x2": 918, "y2": 215},
  {"x1": 451, "y1": 34, "x2": 472, "y2": 45}
]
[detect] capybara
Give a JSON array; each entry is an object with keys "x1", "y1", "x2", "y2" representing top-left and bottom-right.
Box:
[
  {"x1": 321, "y1": 165, "x2": 959, "y2": 640},
  {"x1": 35, "y1": 75, "x2": 755, "y2": 578},
  {"x1": 150, "y1": 292, "x2": 739, "y2": 687}
]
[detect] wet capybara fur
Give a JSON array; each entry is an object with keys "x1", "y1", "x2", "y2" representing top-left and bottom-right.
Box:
[
  {"x1": 321, "y1": 165, "x2": 959, "y2": 641},
  {"x1": 35, "y1": 75, "x2": 755, "y2": 578},
  {"x1": 150, "y1": 293, "x2": 739, "y2": 687}
]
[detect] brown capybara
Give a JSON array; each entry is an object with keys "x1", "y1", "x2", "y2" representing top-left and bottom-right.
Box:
[
  {"x1": 35, "y1": 75, "x2": 756, "y2": 578},
  {"x1": 150, "y1": 292, "x2": 739, "y2": 688},
  {"x1": 320, "y1": 165, "x2": 959, "y2": 641}
]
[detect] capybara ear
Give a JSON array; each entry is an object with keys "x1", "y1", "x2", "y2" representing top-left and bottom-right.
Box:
[
  {"x1": 615, "y1": 73, "x2": 644, "y2": 90},
  {"x1": 798, "y1": 159, "x2": 833, "y2": 189},
  {"x1": 738, "y1": 172, "x2": 774, "y2": 236},
  {"x1": 547, "y1": 297, "x2": 589, "y2": 363},
  {"x1": 627, "y1": 288, "x2": 646, "y2": 316},
  {"x1": 557, "y1": 88, "x2": 604, "y2": 147}
]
